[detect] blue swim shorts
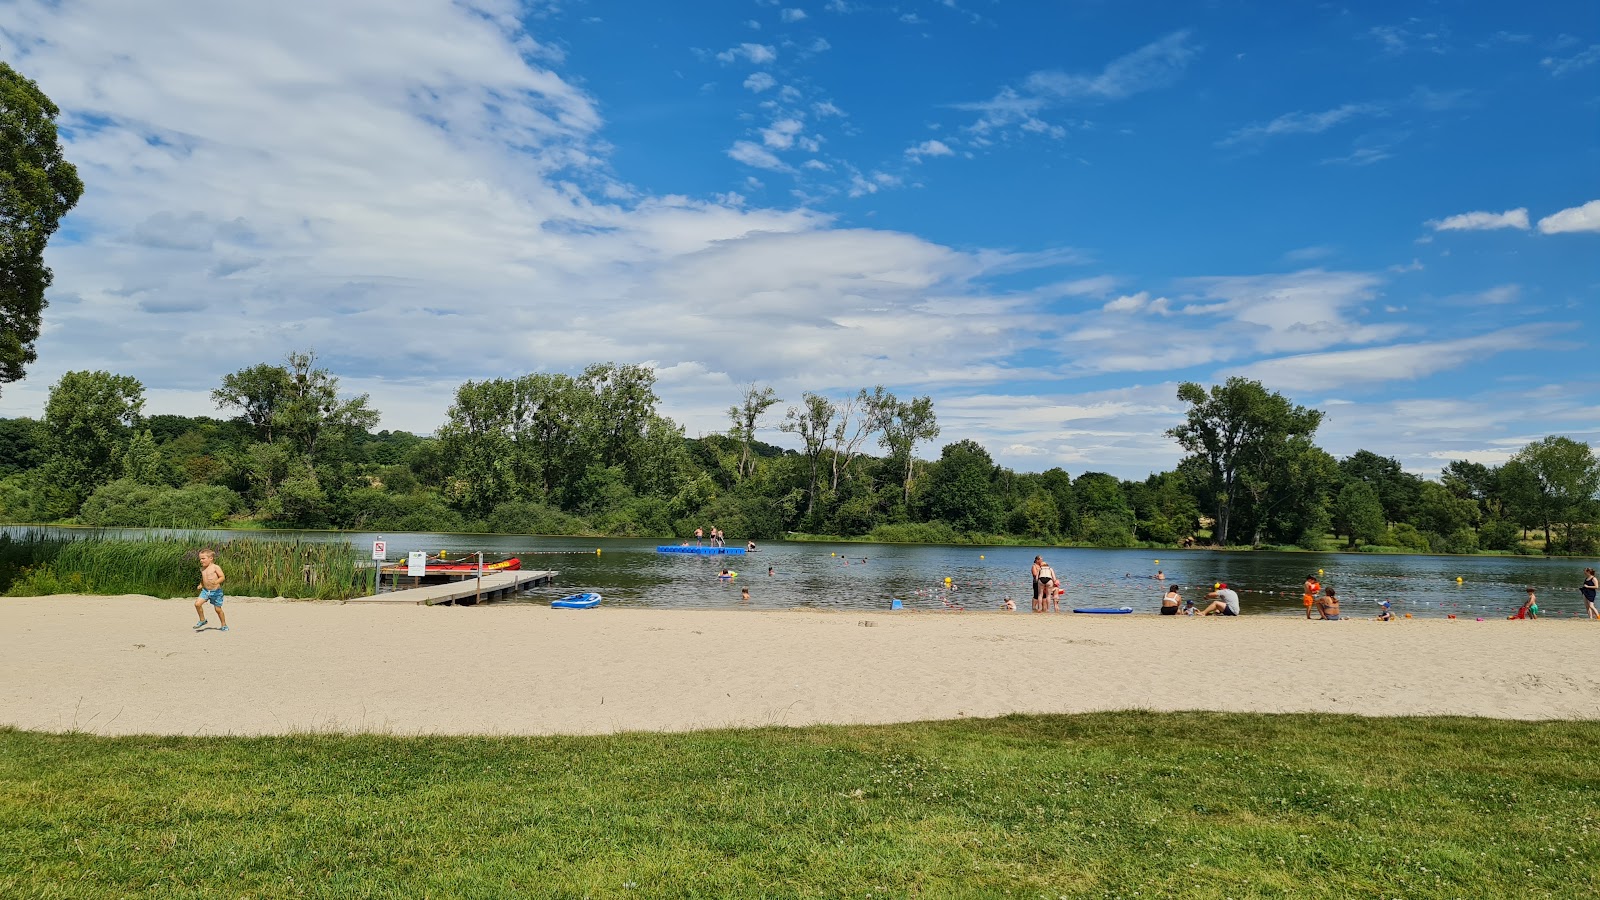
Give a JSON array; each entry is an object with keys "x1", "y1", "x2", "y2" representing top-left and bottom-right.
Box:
[{"x1": 199, "y1": 588, "x2": 225, "y2": 607}]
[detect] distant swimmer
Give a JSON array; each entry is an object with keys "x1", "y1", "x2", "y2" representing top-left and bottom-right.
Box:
[{"x1": 718, "y1": 568, "x2": 734, "y2": 581}]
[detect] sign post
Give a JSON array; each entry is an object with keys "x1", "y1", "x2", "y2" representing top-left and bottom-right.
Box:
[
  {"x1": 371, "y1": 538, "x2": 386, "y2": 595},
  {"x1": 406, "y1": 551, "x2": 427, "y2": 579}
]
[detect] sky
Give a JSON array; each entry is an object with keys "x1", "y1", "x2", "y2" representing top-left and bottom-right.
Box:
[{"x1": 2, "y1": 0, "x2": 1597, "y2": 480}]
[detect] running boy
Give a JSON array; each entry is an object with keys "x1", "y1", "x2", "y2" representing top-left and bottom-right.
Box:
[{"x1": 193, "y1": 549, "x2": 227, "y2": 631}]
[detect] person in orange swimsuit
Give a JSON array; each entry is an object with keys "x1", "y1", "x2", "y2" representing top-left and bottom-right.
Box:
[{"x1": 1302, "y1": 574, "x2": 1321, "y2": 619}]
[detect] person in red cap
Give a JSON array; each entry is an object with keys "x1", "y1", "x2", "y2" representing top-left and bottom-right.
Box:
[{"x1": 1196, "y1": 582, "x2": 1240, "y2": 616}]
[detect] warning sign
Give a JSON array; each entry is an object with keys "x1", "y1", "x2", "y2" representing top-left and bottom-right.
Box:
[{"x1": 371, "y1": 540, "x2": 387, "y2": 560}]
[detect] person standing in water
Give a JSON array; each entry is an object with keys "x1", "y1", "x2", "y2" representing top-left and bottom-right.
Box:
[
  {"x1": 1037, "y1": 560, "x2": 1059, "y2": 613},
  {"x1": 1581, "y1": 568, "x2": 1598, "y2": 620},
  {"x1": 1030, "y1": 556, "x2": 1044, "y2": 612}
]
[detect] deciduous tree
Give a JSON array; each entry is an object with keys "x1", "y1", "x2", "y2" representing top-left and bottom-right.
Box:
[{"x1": 0, "y1": 63, "x2": 83, "y2": 390}]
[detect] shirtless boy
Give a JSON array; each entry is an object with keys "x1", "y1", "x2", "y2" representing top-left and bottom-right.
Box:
[{"x1": 193, "y1": 549, "x2": 228, "y2": 631}]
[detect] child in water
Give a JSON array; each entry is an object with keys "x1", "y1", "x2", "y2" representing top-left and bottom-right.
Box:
[{"x1": 1509, "y1": 588, "x2": 1539, "y2": 620}]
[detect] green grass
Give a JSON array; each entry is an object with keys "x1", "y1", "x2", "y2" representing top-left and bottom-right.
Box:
[
  {"x1": 3, "y1": 713, "x2": 1597, "y2": 898},
  {"x1": 0, "y1": 533, "x2": 365, "y2": 600}
]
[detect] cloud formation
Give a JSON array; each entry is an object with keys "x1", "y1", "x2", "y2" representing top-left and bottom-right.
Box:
[
  {"x1": 1428, "y1": 208, "x2": 1531, "y2": 231},
  {"x1": 1537, "y1": 199, "x2": 1600, "y2": 234}
]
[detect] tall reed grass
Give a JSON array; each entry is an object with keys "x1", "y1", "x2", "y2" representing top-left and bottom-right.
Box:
[{"x1": 0, "y1": 532, "x2": 365, "y2": 600}]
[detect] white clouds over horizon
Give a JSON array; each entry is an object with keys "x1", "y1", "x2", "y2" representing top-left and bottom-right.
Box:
[
  {"x1": 0, "y1": 0, "x2": 1585, "y2": 482},
  {"x1": 1428, "y1": 208, "x2": 1530, "y2": 231}
]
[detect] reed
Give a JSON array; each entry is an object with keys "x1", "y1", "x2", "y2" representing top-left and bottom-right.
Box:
[{"x1": 1, "y1": 532, "x2": 365, "y2": 600}]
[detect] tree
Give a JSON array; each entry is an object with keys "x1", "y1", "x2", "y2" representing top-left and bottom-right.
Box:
[
  {"x1": 1167, "y1": 378, "x2": 1324, "y2": 546},
  {"x1": 1339, "y1": 450, "x2": 1422, "y2": 525},
  {"x1": 921, "y1": 439, "x2": 1001, "y2": 533},
  {"x1": 1, "y1": 63, "x2": 84, "y2": 390},
  {"x1": 878, "y1": 395, "x2": 939, "y2": 507},
  {"x1": 727, "y1": 384, "x2": 781, "y2": 482},
  {"x1": 1509, "y1": 436, "x2": 1600, "y2": 550},
  {"x1": 38, "y1": 370, "x2": 144, "y2": 513},
  {"x1": 828, "y1": 385, "x2": 894, "y2": 491},
  {"x1": 274, "y1": 351, "x2": 380, "y2": 471},
  {"x1": 780, "y1": 392, "x2": 836, "y2": 516},
  {"x1": 211, "y1": 363, "x2": 293, "y2": 442},
  {"x1": 1331, "y1": 481, "x2": 1385, "y2": 548}
]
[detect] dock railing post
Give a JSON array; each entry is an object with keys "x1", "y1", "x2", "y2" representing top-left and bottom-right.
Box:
[{"x1": 476, "y1": 551, "x2": 483, "y2": 605}]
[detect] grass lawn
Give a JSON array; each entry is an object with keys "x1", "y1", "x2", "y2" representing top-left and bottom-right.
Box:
[{"x1": 3, "y1": 713, "x2": 1597, "y2": 898}]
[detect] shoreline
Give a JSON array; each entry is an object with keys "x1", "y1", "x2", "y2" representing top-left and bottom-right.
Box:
[{"x1": 5, "y1": 593, "x2": 1598, "y2": 737}]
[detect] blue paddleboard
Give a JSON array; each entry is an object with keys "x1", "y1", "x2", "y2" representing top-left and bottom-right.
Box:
[
  {"x1": 1072, "y1": 607, "x2": 1133, "y2": 614},
  {"x1": 552, "y1": 592, "x2": 601, "y2": 609}
]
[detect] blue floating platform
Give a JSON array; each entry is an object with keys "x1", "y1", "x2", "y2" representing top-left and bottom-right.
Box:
[{"x1": 656, "y1": 545, "x2": 747, "y2": 555}]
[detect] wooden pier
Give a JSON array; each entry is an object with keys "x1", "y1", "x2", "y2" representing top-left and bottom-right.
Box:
[{"x1": 345, "y1": 570, "x2": 557, "y2": 606}]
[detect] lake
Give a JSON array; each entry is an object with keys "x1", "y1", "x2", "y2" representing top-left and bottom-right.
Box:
[{"x1": 15, "y1": 526, "x2": 1594, "y2": 619}]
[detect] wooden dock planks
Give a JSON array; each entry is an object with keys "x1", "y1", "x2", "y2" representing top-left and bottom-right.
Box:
[{"x1": 345, "y1": 570, "x2": 557, "y2": 606}]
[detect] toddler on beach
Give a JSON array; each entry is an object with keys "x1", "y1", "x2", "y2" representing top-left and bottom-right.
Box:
[
  {"x1": 193, "y1": 549, "x2": 227, "y2": 632},
  {"x1": 1508, "y1": 588, "x2": 1539, "y2": 620}
]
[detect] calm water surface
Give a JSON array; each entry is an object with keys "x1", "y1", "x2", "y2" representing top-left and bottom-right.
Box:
[{"x1": 19, "y1": 526, "x2": 1597, "y2": 619}]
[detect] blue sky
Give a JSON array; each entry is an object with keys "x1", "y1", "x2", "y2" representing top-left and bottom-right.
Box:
[{"x1": 2, "y1": 0, "x2": 1596, "y2": 478}]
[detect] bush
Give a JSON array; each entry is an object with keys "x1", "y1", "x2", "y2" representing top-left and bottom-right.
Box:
[
  {"x1": 484, "y1": 501, "x2": 590, "y2": 536},
  {"x1": 866, "y1": 522, "x2": 963, "y2": 544},
  {"x1": 1548, "y1": 525, "x2": 1599, "y2": 557},
  {"x1": 79, "y1": 480, "x2": 242, "y2": 528},
  {"x1": 1430, "y1": 528, "x2": 1479, "y2": 555},
  {"x1": 1387, "y1": 523, "x2": 1431, "y2": 552},
  {"x1": 1479, "y1": 519, "x2": 1521, "y2": 552}
]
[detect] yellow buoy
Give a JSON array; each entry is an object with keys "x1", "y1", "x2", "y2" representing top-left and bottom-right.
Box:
[
  {"x1": 831, "y1": 552, "x2": 836, "y2": 557},
  {"x1": 596, "y1": 548, "x2": 602, "y2": 556},
  {"x1": 1317, "y1": 569, "x2": 1324, "y2": 575},
  {"x1": 1456, "y1": 576, "x2": 1463, "y2": 583},
  {"x1": 1154, "y1": 559, "x2": 1160, "y2": 564},
  {"x1": 979, "y1": 555, "x2": 985, "y2": 560}
]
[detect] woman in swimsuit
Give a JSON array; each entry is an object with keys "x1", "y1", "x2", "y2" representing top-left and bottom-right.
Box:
[
  {"x1": 1581, "y1": 568, "x2": 1598, "y2": 620},
  {"x1": 1160, "y1": 585, "x2": 1181, "y2": 616}
]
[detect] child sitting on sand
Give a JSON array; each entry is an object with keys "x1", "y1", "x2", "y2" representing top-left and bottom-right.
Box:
[
  {"x1": 1375, "y1": 600, "x2": 1394, "y2": 622},
  {"x1": 1002, "y1": 597, "x2": 1016, "y2": 611}
]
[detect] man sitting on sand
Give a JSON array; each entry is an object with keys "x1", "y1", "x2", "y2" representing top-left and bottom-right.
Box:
[{"x1": 1196, "y1": 583, "x2": 1239, "y2": 617}]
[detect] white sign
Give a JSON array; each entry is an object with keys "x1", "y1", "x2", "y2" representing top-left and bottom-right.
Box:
[
  {"x1": 407, "y1": 551, "x2": 428, "y2": 577},
  {"x1": 371, "y1": 540, "x2": 386, "y2": 560}
]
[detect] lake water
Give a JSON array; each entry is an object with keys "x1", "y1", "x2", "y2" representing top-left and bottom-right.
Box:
[{"x1": 16, "y1": 526, "x2": 1596, "y2": 619}]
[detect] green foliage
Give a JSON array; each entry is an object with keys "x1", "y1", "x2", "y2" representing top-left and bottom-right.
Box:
[
  {"x1": 1168, "y1": 378, "x2": 1324, "y2": 546},
  {"x1": 920, "y1": 440, "x2": 1002, "y2": 533},
  {"x1": 78, "y1": 479, "x2": 241, "y2": 527},
  {"x1": 38, "y1": 370, "x2": 145, "y2": 513},
  {"x1": 1332, "y1": 480, "x2": 1386, "y2": 548},
  {"x1": 1387, "y1": 523, "x2": 1432, "y2": 552},
  {"x1": 483, "y1": 500, "x2": 589, "y2": 536},
  {"x1": 0, "y1": 533, "x2": 364, "y2": 599},
  {"x1": 1478, "y1": 517, "x2": 1521, "y2": 552},
  {"x1": 0, "y1": 62, "x2": 84, "y2": 388}
]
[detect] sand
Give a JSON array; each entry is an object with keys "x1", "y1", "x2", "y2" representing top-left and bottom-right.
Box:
[{"x1": 3, "y1": 594, "x2": 1598, "y2": 736}]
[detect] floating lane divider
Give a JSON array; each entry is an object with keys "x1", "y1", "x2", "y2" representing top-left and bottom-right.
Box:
[{"x1": 655, "y1": 546, "x2": 748, "y2": 555}]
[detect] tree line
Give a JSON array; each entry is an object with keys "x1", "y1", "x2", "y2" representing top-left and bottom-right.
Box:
[{"x1": 0, "y1": 358, "x2": 1595, "y2": 556}]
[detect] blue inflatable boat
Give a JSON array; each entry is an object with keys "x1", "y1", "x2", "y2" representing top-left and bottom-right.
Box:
[
  {"x1": 1072, "y1": 607, "x2": 1133, "y2": 614},
  {"x1": 552, "y1": 592, "x2": 601, "y2": 609}
]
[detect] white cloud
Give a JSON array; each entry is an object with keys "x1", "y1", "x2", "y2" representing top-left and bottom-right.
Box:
[
  {"x1": 728, "y1": 139, "x2": 790, "y2": 170},
  {"x1": 716, "y1": 43, "x2": 778, "y2": 64},
  {"x1": 1176, "y1": 269, "x2": 1400, "y2": 353},
  {"x1": 760, "y1": 118, "x2": 804, "y2": 150},
  {"x1": 1428, "y1": 208, "x2": 1530, "y2": 232},
  {"x1": 1542, "y1": 44, "x2": 1600, "y2": 77},
  {"x1": 1219, "y1": 103, "x2": 1381, "y2": 147},
  {"x1": 1226, "y1": 327, "x2": 1549, "y2": 392},
  {"x1": 743, "y1": 72, "x2": 776, "y2": 92},
  {"x1": 1537, "y1": 199, "x2": 1600, "y2": 234},
  {"x1": 904, "y1": 139, "x2": 953, "y2": 160},
  {"x1": 957, "y1": 31, "x2": 1197, "y2": 137},
  {"x1": 780, "y1": 8, "x2": 807, "y2": 23}
]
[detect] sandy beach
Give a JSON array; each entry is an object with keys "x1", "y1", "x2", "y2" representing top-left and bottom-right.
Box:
[{"x1": 3, "y1": 594, "x2": 1598, "y2": 736}]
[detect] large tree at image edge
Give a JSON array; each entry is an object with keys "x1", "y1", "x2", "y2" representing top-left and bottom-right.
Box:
[{"x1": 0, "y1": 62, "x2": 83, "y2": 389}]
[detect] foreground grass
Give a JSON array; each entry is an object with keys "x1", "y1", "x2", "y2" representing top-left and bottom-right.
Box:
[{"x1": 2, "y1": 713, "x2": 1597, "y2": 898}]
